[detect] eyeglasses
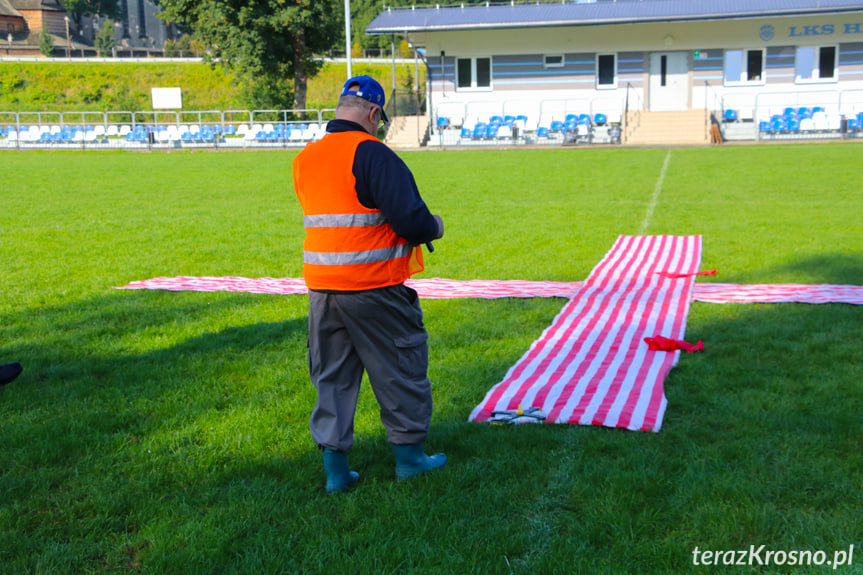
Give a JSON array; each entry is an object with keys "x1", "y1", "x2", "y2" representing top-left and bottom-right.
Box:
[{"x1": 374, "y1": 107, "x2": 388, "y2": 130}]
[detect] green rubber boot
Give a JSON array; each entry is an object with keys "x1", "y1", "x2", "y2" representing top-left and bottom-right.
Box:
[
  {"x1": 323, "y1": 448, "x2": 359, "y2": 494},
  {"x1": 392, "y1": 443, "x2": 447, "y2": 481}
]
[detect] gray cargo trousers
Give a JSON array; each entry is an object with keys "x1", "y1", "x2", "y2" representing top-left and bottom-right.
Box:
[{"x1": 307, "y1": 283, "x2": 433, "y2": 452}]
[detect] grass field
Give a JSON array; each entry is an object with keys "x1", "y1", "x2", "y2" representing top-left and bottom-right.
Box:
[{"x1": 1, "y1": 143, "x2": 862, "y2": 574}]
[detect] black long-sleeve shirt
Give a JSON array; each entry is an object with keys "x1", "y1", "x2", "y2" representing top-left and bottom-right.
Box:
[{"x1": 325, "y1": 119, "x2": 439, "y2": 245}]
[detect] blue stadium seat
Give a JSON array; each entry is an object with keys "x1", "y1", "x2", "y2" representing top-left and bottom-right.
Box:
[
  {"x1": 224, "y1": 124, "x2": 237, "y2": 136},
  {"x1": 594, "y1": 114, "x2": 607, "y2": 126},
  {"x1": 537, "y1": 126, "x2": 550, "y2": 138},
  {"x1": 578, "y1": 114, "x2": 590, "y2": 125},
  {"x1": 565, "y1": 114, "x2": 577, "y2": 123},
  {"x1": 783, "y1": 107, "x2": 797, "y2": 117},
  {"x1": 848, "y1": 118, "x2": 859, "y2": 130},
  {"x1": 797, "y1": 107, "x2": 811, "y2": 118},
  {"x1": 437, "y1": 116, "x2": 449, "y2": 130},
  {"x1": 485, "y1": 124, "x2": 499, "y2": 138},
  {"x1": 812, "y1": 106, "x2": 825, "y2": 114},
  {"x1": 460, "y1": 127, "x2": 471, "y2": 138},
  {"x1": 770, "y1": 117, "x2": 788, "y2": 132},
  {"x1": 759, "y1": 121, "x2": 770, "y2": 132},
  {"x1": 550, "y1": 120, "x2": 564, "y2": 133},
  {"x1": 786, "y1": 117, "x2": 800, "y2": 131},
  {"x1": 489, "y1": 115, "x2": 503, "y2": 125},
  {"x1": 724, "y1": 109, "x2": 737, "y2": 122},
  {"x1": 503, "y1": 115, "x2": 515, "y2": 125},
  {"x1": 472, "y1": 123, "x2": 487, "y2": 139}
]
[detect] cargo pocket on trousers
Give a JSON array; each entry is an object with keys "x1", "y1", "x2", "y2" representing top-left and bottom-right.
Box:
[{"x1": 394, "y1": 331, "x2": 429, "y2": 381}]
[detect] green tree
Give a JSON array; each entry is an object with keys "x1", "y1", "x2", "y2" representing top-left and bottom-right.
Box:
[
  {"x1": 39, "y1": 28, "x2": 55, "y2": 57},
  {"x1": 351, "y1": 0, "x2": 389, "y2": 53},
  {"x1": 154, "y1": 0, "x2": 342, "y2": 110},
  {"x1": 94, "y1": 18, "x2": 116, "y2": 57}
]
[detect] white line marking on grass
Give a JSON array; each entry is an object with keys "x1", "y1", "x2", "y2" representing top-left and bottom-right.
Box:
[{"x1": 639, "y1": 150, "x2": 672, "y2": 235}]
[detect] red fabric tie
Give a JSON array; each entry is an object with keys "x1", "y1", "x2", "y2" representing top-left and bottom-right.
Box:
[
  {"x1": 644, "y1": 335, "x2": 704, "y2": 353},
  {"x1": 656, "y1": 269, "x2": 717, "y2": 279}
]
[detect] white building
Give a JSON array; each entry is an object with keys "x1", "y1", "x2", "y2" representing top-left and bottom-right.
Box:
[{"x1": 367, "y1": 0, "x2": 863, "y2": 145}]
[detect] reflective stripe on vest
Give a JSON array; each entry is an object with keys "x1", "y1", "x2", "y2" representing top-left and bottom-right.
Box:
[
  {"x1": 303, "y1": 213, "x2": 388, "y2": 228},
  {"x1": 304, "y1": 243, "x2": 413, "y2": 266}
]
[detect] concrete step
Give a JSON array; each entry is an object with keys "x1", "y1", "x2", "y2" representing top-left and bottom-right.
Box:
[
  {"x1": 385, "y1": 115, "x2": 429, "y2": 148},
  {"x1": 625, "y1": 110, "x2": 711, "y2": 145}
]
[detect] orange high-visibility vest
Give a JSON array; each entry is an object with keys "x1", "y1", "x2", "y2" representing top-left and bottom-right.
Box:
[{"x1": 293, "y1": 130, "x2": 424, "y2": 291}]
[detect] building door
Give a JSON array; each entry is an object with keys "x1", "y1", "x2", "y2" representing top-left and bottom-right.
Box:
[{"x1": 649, "y1": 52, "x2": 689, "y2": 111}]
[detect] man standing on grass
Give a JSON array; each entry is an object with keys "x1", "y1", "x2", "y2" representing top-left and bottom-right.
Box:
[{"x1": 292, "y1": 75, "x2": 446, "y2": 494}]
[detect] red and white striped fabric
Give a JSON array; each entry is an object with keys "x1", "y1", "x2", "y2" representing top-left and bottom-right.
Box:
[
  {"x1": 115, "y1": 276, "x2": 863, "y2": 305},
  {"x1": 116, "y1": 276, "x2": 583, "y2": 299},
  {"x1": 117, "y1": 276, "x2": 310, "y2": 295},
  {"x1": 468, "y1": 235, "x2": 703, "y2": 432},
  {"x1": 692, "y1": 283, "x2": 863, "y2": 305}
]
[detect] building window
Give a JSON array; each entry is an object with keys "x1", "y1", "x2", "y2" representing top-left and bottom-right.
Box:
[
  {"x1": 544, "y1": 54, "x2": 564, "y2": 68},
  {"x1": 456, "y1": 57, "x2": 492, "y2": 91},
  {"x1": 796, "y1": 46, "x2": 837, "y2": 83},
  {"x1": 596, "y1": 53, "x2": 616, "y2": 89},
  {"x1": 724, "y1": 49, "x2": 764, "y2": 85}
]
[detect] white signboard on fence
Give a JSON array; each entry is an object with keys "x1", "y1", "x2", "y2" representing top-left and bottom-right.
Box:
[{"x1": 151, "y1": 87, "x2": 183, "y2": 110}]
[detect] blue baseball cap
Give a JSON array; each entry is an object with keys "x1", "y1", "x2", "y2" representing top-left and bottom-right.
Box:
[{"x1": 341, "y1": 75, "x2": 389, "y2": 122}]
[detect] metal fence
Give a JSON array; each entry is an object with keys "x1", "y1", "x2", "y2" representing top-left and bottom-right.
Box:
[
  {"x1": 0, "y1": 108, "x2": 337, "y2": 151},
  {"x1": 2, "y1": 101, "x2": 861, "y2": 151}
]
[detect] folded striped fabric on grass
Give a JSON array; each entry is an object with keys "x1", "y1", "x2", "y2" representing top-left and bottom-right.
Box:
[
  {"x1": 468, "y1": 235, "x2": 702, "y2": 432},
  {"x1": 692, "y1": 282, "x2": 863, "y2": 305},
  {"x1": 115, "y1": 276, "x2": 863, "y2": 305}
]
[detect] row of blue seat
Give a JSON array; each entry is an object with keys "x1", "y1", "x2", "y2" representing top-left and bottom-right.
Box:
[
  {"x1": 0, "y1": 123, "x2": 317, "y2": 137},
  {"x1": 253, "y1": 130, "x2": 312, "y2": 142},
  {"x1": 759, "y1": 111, "x2": 862, "y2": 133},
  {"x1": 36, "y1": 131, "x2": 82, "y2": 142},
  {"x1": 438, "y1": 114, "x2": 529, "y2": 129},
  {"x1": 0, "y1": 125, "x2": 90, "y2": 136},
  {"x1": 724, "y1": 106, "x2": 830, "y2": 122},
  {"x1": 126, "y1": 124, "x2": 230, "y2": 136},
  {"x1": 459, "y1": 120, "x2": 609, "y2": 140},
  {"x1": 459, "y1": 124, "x2": 513, "y2": 139},
  {"x1": 439, "y1": 113, "x2": 608, "y2": 130}
]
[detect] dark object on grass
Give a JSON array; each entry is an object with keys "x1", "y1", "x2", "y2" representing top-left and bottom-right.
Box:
[{"x1": 0, "y1": 362, "x2": 23, "y2": 385}]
